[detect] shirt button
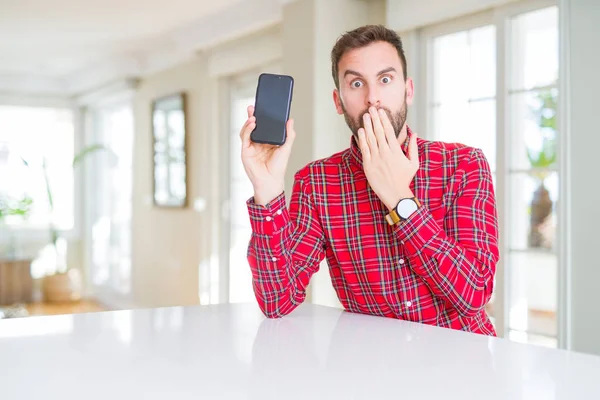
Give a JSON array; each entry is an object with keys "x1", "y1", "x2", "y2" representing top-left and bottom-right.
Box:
[
  {"x1": 271, "y1": 257, "x2": 277, "y2": 262},
  {"x1": 399, "y1": 259, "x2": 405, "y2": 265},
  {"x1": 405, "y1": 301, "x2": 412, "y2": 307},
  {"x1": 276, "y1": 210, "x2": 282, "y2": 215},
  {"x1": 265, "y1": 216, "x2": 272, "y2": 222}
]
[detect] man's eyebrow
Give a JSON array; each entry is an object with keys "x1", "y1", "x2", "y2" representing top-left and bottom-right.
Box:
[
  {"x1": 343, "y1": 69, "x2": 363, "y2": 79},
  {"x1": 343, "y1": 67, "x2": 397, "y2": 79},
  {"x1": 377, "y1": 67, "x2": 396, "y2": 75}
]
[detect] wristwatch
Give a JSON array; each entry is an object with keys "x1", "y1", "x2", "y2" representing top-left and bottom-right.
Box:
[{"x1": 385, "y1": 197, "x2": 421, "y2": 226}]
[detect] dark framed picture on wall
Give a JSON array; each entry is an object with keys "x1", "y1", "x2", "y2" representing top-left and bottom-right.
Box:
[{"x1": 151, "y1": 92, "x2": 188, "y2": 208}]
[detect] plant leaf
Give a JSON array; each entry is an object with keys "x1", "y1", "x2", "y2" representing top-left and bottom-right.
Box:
[
  {"x1": 72, "y1": 144, "x2": 109, "y2": 168},
  {"x1": 42, "y1": 157, "x2": 54, "y2": 211}
]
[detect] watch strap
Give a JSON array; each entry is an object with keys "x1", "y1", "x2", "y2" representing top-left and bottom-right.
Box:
[{"x1": 385, "y1": 197, "x2": 421, "y2": 226}]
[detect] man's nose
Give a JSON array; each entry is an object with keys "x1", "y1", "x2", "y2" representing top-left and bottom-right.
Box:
[{"x1": 366, "y1": 86, "x2": 381, "y2": 108}]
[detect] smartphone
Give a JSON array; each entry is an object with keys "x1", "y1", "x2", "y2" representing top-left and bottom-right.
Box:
[{"x1": 250, "y1": 73, "x2": 294, "y2": 146}]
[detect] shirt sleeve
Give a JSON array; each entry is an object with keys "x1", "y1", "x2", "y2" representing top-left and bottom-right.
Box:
[
  {"x1": 246, "y1": 173, "x2": 327, "y2": 318},
  {"x1": 394, "y1": 148, "x2": 499, "y2": 318}
]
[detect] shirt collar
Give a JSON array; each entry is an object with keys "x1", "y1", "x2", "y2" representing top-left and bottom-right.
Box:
[{"x1": 350, "y1": 125, "x2": 414, "y2": 167}]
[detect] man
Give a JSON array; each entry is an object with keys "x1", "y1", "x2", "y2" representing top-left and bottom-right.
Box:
[{"x1": 239, "y1": 25, "x2": 499, "y2": 335}]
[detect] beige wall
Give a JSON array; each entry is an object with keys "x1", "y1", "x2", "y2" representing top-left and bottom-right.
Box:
[
  {"x1": 132, "y1": 57, "x2": 207, "y2": 308},
  {"x1": 283, "y1": 0, "x2": 386, "y2": 197}
]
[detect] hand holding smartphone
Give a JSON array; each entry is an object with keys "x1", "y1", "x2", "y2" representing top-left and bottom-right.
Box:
[{"x1": 239, "y1": 73, "x2": 297, "y2": 206}]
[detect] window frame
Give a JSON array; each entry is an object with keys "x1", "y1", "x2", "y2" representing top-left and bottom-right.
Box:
[{"x1": 418, "y1": 0, "x2": 562, "y2": 346}]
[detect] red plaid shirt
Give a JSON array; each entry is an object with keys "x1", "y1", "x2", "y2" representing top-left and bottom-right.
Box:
[{"x1": 246, "y1": 126, "x2": 499, "y2": 335}]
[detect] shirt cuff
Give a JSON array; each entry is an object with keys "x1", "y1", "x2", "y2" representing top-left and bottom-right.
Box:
[
  {"x1": 393, "y1": 205, "x2": 442, "y2": 255},
  {"x1": 247, "y1": 192, "x2": 288, "y2": 235}
]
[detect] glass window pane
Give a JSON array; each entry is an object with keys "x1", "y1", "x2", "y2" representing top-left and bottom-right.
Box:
[
  {"x1": 506, "y1": 5, "x2": 559, "y2": 347},
  {"x1": 509, "y1": 89, "x2": 558, "y2": 171},
  {"x1": 433, "y1": 99, "x2": 496, "y2": 171},
  {"x1": 0, "y1": 106, "x2": 74, "y2": 229},
  {"x1": 511, "y1": 7, "x2": 559, "y2": 91},
  {"x1": 431, "y1": 25, "x2": 496, "y2": 171},
  {"x1": 469, "y1": 25, "x2": 496, "y2": 99},
  {"x1": 230, "y1": 181, "x2": 253, "y2": 230},
  {"x1": 433, "y1": 102, "x2": 469, "y2": 142},
  {"x1": 433, "y1": 25, "x2": 496, "y2": 103},
  {"x1": 468, "y1": 100, "x2": 496, "y2": 171},
  {"x1": 508, "y1": 251, "x2": 558, "y2": 338},
  {"x1": 509, "y1": 172, "x2": 558, "y2": 251},
  {"x1": 230, "y1": 97, "x2": 254, "y2": 181},
  {"x1": 433, "y1": 31, "x2": 469, "y2": 104}
]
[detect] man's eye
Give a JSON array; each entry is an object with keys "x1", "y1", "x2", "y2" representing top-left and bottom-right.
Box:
[
  {"x1": 381, "y1": 76, "x2": 391, "y2": 84},
  {"x1": 351, "y1": 81, "x2": 363, "y2": 88}
]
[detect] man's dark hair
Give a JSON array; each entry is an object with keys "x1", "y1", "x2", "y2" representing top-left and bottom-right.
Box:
[{"x1": 331, "y1": 24, "x2": 408, "y2": 89}]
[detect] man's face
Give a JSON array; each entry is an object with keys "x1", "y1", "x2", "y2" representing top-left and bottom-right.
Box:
[{"x1": 333, "y1": 41, "x2": 414, "y2": 138}]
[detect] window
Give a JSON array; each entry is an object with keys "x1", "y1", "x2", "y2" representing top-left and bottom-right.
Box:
[
  {"x1": 0, "y1": 106, "x2": 74, "y2": 229},
  {"x1": 424, "y1": 2, "x2": 560, "y2": 348},
  {"x1": 430, "y1": 25, "x2": 497, "y2": 172},
  {"x1": 89, "y1": 104, "x2": 134, "y2": 295},
  {"x1": 507, "y1": 6, "x2": 559, "y2": 347}
]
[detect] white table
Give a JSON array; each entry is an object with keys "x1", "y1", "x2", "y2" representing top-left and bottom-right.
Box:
[{"x1": 1, "y1": 303, "x2": 599, "y2": 399}]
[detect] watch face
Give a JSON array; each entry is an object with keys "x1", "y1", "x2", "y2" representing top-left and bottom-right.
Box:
[{"x1": 396, "y1": 198, "x2": 419, "y2": 219}]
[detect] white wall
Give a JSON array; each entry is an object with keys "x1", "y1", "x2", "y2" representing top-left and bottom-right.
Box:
[{"x1": 562, "y1": 0, "x2": 600, "y2": 356}]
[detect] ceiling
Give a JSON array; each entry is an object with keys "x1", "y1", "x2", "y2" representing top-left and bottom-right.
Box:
[{"x1": 0, "y1": 0, "x2": 284, "y2": 96}]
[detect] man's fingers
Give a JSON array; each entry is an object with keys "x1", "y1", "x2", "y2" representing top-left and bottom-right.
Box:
[
  {"x1": 357, "y1": 128, "x2": 371, "y2": 162},
  {"x1": 363, "y1": 113, "x2": 379, "y2": 157},
  {"x1": 240, "y1": 116, "x2": 256, "y2": 148},
  {"x1": 281, "y1": 118, "x2": 296, "y2": 151},
  {"x1": 409, "y1": 131, "x2": 419, "y2": 165},
  {"x1": 379, "y1": 109, "x2": 398, "y2": 151},
  {"x1": 370, "y1": 107, "x2": 389, "y2": 151},
  {"x1": 247, "y1": 105, "x2": 255, "y2": 118}
]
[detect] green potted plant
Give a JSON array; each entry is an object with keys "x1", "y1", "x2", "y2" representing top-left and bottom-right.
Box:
[
  {"x1": 527, "y1": 88, "x2": 557, "y2": 249},
  {"x1": 0, "y1": 194, "x2": 33, "y2": 221},
  {"x1": 0, "y1": 194, "x2": 34, "y2": 305},
  {"x1": 0, "y1": 194, "x2": 33, "y2": 257}
]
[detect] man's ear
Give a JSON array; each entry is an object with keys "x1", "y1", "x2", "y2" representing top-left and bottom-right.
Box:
[
  {"x1": 405, "y1": 78, "x2": 415, "y2": 106},
  {"x1": 333, "y1": 89, "x2": 344, "y2": 115}
]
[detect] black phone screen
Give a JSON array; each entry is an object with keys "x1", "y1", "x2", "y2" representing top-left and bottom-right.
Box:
[{"x1": 251, "y1": 73, "x2": 294, "y2": 146}]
